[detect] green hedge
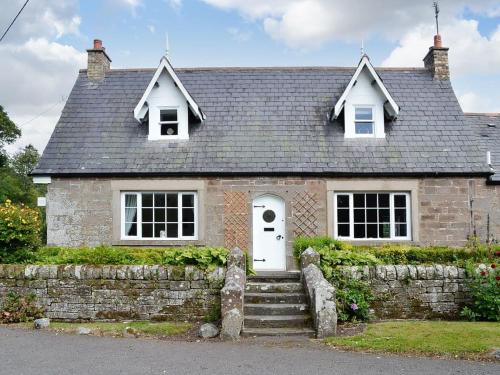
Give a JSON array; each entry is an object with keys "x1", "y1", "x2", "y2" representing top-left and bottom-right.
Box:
[
  {"x1": 1, "y1": 246, "x2": 229, "y2": 270},
  {"x1": 294, "y1": 236, "x2": 495, "y2": 267}
]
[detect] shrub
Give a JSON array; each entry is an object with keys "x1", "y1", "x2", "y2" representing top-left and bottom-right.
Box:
[
  {"x1": 293, "y1": 236, "x2": 352, "y2": 257},
  {"x1": 461, "y1": 261, "x2": 500, "y2": 322},
  {"x1": 335, "y1": 277, "x2": 374, "y2": 323},
  {"x1": 0, "y1": 292, "x2": 45, "y2": 323},
  {"x1": 28, "y1": 245, "x2": 229, "y2": 270},
  {"x1": 0, "y1": 200, "x2": 42, "y2": 262}
]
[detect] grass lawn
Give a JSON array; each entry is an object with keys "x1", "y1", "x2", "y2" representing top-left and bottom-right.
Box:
[
  {"x1": 326, "y1": 321, "x2": 500, "y2": 359},
  {"x1": 19, "y1": 321, "x2": 192, "y2": 338}
]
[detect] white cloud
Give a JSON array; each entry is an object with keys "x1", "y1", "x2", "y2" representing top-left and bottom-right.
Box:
[
  {"x1": 458, "y1": 92, "x2": 500, "y2": 113},
  {"x1": 383, "y1": 21, "x2": 500, "y2": 76},
  {"x1": 227, "y1": 27, "x2": 252, "y2": 42},
  {"x1": 0, "y1": 1, "x2": 83, "y2": 153},
  {"x1": 202, "y1": 0, "x2": 500, "y2": 49},
  {"x1": 148, "y1": 24, "x2": 156, "y2": 34},
  {"x1": 166, "y1": 0, "x2": 183, "y2": 11}
]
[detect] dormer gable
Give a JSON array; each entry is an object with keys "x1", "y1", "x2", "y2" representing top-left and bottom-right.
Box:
[
  {"x1": 331, "y1": 55, "x2": 399, "y2": 139},
  {"x1": 134, "y1": 56, "x2": 205, "y2": 140}
]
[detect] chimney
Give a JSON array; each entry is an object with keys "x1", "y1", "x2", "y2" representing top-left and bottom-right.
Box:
[
  {"x1": 423, "y1": 34, "x2": 449, "y2": 80},
  {"x1": 87, "y1": 39, "x2": 112, "y2": 81}
]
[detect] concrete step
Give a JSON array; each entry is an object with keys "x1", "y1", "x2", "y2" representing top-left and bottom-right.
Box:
[
  {"x1": 244, "y1": 292, "x2": 307, "y2": 304},
  {"x1": 248, "y1": 272, "x2": 300, "y2": 283},
  {"x1": 244, "y1": 314, "x2": 312, "y2": 328},
  {"x1": 245, "y1": 282, "x2": 304, "y2": 294},
  {"x1": 244, "y1": 303, "x2": 309, "y2": 316},
  {"x1": 241, "y1": 327, "x2": 315, "y2": 337}
]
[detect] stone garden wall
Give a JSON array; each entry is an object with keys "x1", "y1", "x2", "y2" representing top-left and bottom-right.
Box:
[
  {"x1": 340, "y1": 265, "x2": 471, "y2": 319},
  {"x1": 0, "y1": 264, "x2": 225, "y2": 321}
]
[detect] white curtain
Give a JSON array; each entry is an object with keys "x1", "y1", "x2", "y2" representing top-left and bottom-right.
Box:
[{"x1": 125, "y1": 194, "x2": 137, "y2": 235}]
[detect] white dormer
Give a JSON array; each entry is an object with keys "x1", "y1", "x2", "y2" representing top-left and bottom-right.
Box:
[
  {"x1": 332, "y1": 55, "x2": 399, "y2": 139},
  {"x1": 134, "y1": 56, "x2": 204, "y2": 140}
]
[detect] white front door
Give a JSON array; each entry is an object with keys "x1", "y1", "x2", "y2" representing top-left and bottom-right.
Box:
[{"x1": 252, "y1": 195, "x2": 286, "y2": 271}]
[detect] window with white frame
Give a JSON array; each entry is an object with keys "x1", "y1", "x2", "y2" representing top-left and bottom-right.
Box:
[
  {"x1": 121, "y1": 192, "x2": 197, "y2": 240},
  {"x1": 334, "y1": 192, "x2": 411, "y2": 240},
  {"x1": 159, "y1": 109, "x2": 179, "y2": 137},
  {"x1": 354, "y1": 107, "x2": 374, "y2": 135}
]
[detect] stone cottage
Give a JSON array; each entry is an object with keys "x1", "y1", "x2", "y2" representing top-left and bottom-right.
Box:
[{"x1": 33, "y1": 35, "x2": 499, "y2": 272}]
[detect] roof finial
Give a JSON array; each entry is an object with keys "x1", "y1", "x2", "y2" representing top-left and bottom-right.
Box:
[
  {"x1": 361, "y1": 39, "x2": 364, "y2": 57},
  {"x1": 433, "y1": 1, "x2": 440, "y2": 35},
  {"x1": 165, "y1": 32, "x2": 170, "y2": 59}
]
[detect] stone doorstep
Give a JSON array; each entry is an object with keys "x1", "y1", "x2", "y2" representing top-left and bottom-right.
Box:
[
  {"x1": 244, "y1": 314, "x2": 312, "y2": 329},
  {"x1": 244, "y1": 292, "x2": 307, "y2": 304},
  {"x1": 245, "y1": 282, "x2": 304, "y2": 293},
  {"x1": 241, "y1": 327, "x2": 315, "y2": 337}
]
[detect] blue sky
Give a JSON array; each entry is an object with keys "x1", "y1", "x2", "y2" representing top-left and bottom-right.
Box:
[{"x1": 1, "y1": 0, "x2": 500, "y2": 152}]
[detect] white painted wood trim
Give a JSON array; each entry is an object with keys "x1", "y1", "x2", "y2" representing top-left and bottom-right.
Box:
[
  {"x1": 333, "y1": 55, "x2": 399, "y2": 119},
  {"x1": 33, "y1": 176, "x2": 51, "y2": 184},
  {"x1": 133, "y1": 56, "x2": 204, "y2": 122}
]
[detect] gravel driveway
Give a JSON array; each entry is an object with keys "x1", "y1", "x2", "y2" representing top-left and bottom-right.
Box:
[{"x1": 0, "y1": 326, "x2": 498, "y2": 375}]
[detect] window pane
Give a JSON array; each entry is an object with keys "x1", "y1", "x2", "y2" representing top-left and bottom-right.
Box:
[
  {"x1": 378, "y1": 194, "x2": 389, "y2": 208},
  {"x1": 355, "y1": 122, "x2": 373, "y2": 134},
  {"x1": 161, "y1": 123, "x2": 178, "y2": 136},
  {"x1": 337, "y1": 194, "x2": 349, "y2": 208},
  {"x1": 396, "y1": 223, "x2": 407, "y2": 237},
  {"x1": 142, "y1": 223, "x2": 153, "y2": 238},
  {"x1": 366, "y1": 209, "x2": 377, "y2": 223},
  {"x1": 142, "y1": 193, "x2": 153, "y2": 207},
  {"x1": 355, "y1": 107, "x2": 372, "y2": 120},
  {"x1": 182, "y1": 223, "x2": 195, "y2": 237},
  {"x1": 154, "y1": 193, "x2": 166, "y2": 207},
  {"x1": 142, "y1": 208, "x2": 153, "y2": 222},
  {"x1": 167, "y1": 208, "x2": 178, "y2": 222},
  {"x1": 154, "y1": 208, "x2": 165, "y2": 222},
  {"x1": 154, "y1": 223, "x2": 166, "y2": 238},
  {"x1": 395, "y1": 209, "x2": 407, "y2": 223},
  {"x1": 366, "y1": 194, "x2": 377, "y2": 207},
  {"x1": 338, "y1": 224, "x2": 350, "y2": 237},
  {"x1": 166, "y1": 194, "x2": 178, "y2": 207},
  {"x1": 125, "y1": 208, "x2": 137, "y2": 223},
  {"x1": 182, "y1": 208, "x2": 194, "y2": 222},
  {"x1": 354, "y1": 209, "x2": 365, "y2": 223},
  {"x1": 160, "y1": 109, "x2": 177, "y2": 122},
  {"x1": 337, "y1": 209, "x2": 349, "y2": 223},
  {"x1": 354, "y1": 224, "x2": 365, "y2": 238},
  {"x1": 394, "y1": 194, "x2": 406, "y2": 208},
  {"x1": 125, "y1": 194, "x2": 137, "y2": 208},
  {"x1": 353, "y1": 194, "x2": 365, "y2": 208},
  {"x1": 182, "y1": 194, "x2": 195, "y2": 208},
  {"x1": 379, "y1": 209, "x2": 390, "y2": 222},
  {"x1": 166, "y1": 223, "x2": 178, "y2": 238},
  {"x1": 379, "y1": 223, "x2": 390, "y2": 238},
  {"x1": 367, "y1": 224, "x2": 378, "y2": 238},
  {"x1": 126, "y1": 223, "x2": 137, "y2": 236}
]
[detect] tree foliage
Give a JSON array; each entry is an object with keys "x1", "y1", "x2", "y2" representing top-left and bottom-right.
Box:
[{"x1": 0, "y1": 105, "x2": 21, "y2": 167}]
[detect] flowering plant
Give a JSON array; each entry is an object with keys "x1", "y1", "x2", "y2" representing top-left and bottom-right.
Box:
[{"x1": 461, "y1": 259, "x2": 500, "y2": 322}]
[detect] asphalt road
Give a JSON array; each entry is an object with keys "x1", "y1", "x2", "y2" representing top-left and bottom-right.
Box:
[{"x1": 0, "y1": 327, "x2": 498, "y2": 375}]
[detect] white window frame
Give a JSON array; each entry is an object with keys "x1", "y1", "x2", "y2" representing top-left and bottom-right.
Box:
[
  {"x1": 353, "y1": 105, "x2": 375, "y2": 138},
  {"x1": 333, "y1": 192, "x2": 411, "y2": 241},
  {"x1": 120, "y1": 191, "x2": 198, "y2": 240},
  {"x1": 158, "y1": 107, "x2": 180, "y2": 140}
]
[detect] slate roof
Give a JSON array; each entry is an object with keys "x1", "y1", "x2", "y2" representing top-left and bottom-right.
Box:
[
  {"x1": 33, "y1": 66, "x2": 490, "y2": 176},
  {"x1": 465, "y1": 113, "x2": 500, "y2": 183}
]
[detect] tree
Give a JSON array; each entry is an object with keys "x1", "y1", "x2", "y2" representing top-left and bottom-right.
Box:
[
  {"x1": 11, "y1": 144, "x2": 40, "y2": 178},
  {"x1": 0, "y1": 105, "x2": 21, "y2": 167}
]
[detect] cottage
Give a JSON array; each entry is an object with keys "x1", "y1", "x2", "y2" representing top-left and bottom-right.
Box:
[{"x1": 33, "y1": 35, "x2": 499, "y2": 272}]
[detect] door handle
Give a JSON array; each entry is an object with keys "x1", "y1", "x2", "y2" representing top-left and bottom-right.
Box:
[
  {"x1": 276, "y1": 235, "x2": 283, "y2": 240},
  {"x1": 254, "y1": 258, "x2": 266, "y2": 262}
]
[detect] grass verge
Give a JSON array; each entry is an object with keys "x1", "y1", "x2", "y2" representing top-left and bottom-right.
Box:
[
  {"x1": 326, "y1": 321, "x2": 500, "y2": 360},
  {"x1": 18, "y1": 321, "x2": 192, "y2": 338}
]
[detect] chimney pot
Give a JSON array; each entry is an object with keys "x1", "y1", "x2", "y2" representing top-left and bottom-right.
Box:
[
  {"x1": 87, "y1": 38, "x2": 111, "y2": 81},
  {"x1": 433, "y1": 34, "x2": 442, "y2": 48},
  {"x1": 93, "y1": 39, "x2": 103, "y2": 49}
]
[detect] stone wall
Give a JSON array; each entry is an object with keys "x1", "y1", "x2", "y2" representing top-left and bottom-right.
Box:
[
  {"x1": 0, "y1": 265, "x2": 224, "y2": 322},
  {"x1": 341, "y1": 265, "x2": 471, "y2": 319},
  {"x1": 45, "y1": 177, "x2": 499, "y2": 258}
]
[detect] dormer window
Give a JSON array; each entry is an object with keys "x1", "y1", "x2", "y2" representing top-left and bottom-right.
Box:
[
  {"x1": 331, "y1": 55, "x2": 399, "y2": 139},
  {"x1": 160, "y1": 109, "x2": 179, "y2": 137},
  {"x1": 354, "y1": 107, "x2": 374, "y2": 136}
]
